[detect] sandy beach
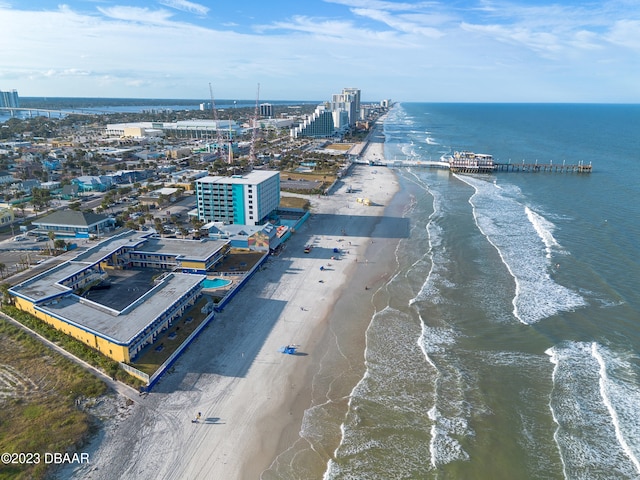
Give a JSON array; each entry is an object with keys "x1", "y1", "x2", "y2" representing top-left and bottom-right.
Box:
[{"x1": 60, "y1": 123, "x2": 402, "y2": 480}]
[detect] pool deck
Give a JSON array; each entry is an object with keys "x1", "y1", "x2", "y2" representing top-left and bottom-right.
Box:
[
  {"x1": 202, "y1": 277, "x2": 233, "y2": 289},
  {"x1": 201, "y1": 274, "x2": 244, "y2": 295}
]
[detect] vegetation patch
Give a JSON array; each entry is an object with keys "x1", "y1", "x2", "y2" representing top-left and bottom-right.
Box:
[
  {"x1": 283, "y1": 172, "x2": 336, "y2": 183},
  {"x1": 326, "y1": 143, "x2": 354, "y2": 151},
  {"x1": 0, "y1": 318, "x2": 107, "y2": 480},
  {"x1": 279, "y1": 196, "x2": 310, "y2": 210},
  {"x1": 1, "y1": 305, "x2": 144, "y2": 390}
]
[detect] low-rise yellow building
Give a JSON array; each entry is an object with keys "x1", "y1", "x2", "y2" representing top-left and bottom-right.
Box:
[{"x1": 9, "y1": 230, "x2": 229, "y2": 364}]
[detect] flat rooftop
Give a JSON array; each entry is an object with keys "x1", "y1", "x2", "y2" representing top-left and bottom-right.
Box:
[
  {"x1": 37, "y1": 272, "x2": 205, "y2": 344},
  {"x1": 10, "y1": 230, "x2": 228, "y2": 345},
  {"x1": 137, "y1": 237, "x2": 228, "y2": 262},
  {"x1": 197, "y1": 170, "x2": 279, "y2": 185}
]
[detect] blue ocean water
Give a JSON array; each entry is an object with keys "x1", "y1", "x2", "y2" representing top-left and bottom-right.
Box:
[{"x1": 311, "y1": 103, "x2": 640, "y2": 479}]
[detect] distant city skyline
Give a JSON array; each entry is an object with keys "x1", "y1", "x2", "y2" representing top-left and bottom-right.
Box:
[{"x1": 1, "y1": 1, "x2": 639, "y2": 103}]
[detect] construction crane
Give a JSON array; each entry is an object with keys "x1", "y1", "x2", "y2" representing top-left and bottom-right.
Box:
[
  {"x1": 208, "y1": 83, "x2": 224, "y2": 155},
  {"x1": 227, "y1": 114, "x2": 234, "y2": 164},
  {"x1": 248, "y1": 83, "x2": 260, "y2": 166}
]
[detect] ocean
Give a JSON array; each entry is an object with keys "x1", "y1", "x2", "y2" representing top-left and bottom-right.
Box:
[{"x1": 267, "y1": 103, "x2": 640, "y2": 479}]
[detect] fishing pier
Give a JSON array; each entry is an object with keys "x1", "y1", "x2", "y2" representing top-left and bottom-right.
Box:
[
  {"x1": 493, "y1": 161, "x2": 592, "y2": 173},
  {"x1": 367, "y1": 151, "x2": 592, "y2": 174}
]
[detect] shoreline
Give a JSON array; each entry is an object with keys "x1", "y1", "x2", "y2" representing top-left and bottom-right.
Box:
[
  {"x1": 252, "y1": 144, "x2": 402, "y2": 478},
  {"x1": 61, "y1": 118, "x2": 400, "y2": 480}
]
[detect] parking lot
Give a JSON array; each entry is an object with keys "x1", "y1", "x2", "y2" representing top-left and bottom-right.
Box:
[{"x1": 280, "y1": 178, "x2": 322, "y2": 191}]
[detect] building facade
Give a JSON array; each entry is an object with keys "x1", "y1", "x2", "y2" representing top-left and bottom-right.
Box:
[
  {"x1": 106, "y1": 120, "x2": 239, "y2": 139},
  {"x1": 31, "y1": 210, "x2": 116, "y2": 238},
  {"x1": 291, "y1": 87, "x2": 362, "y2": 138},
  {"x1": 260, "y1": 103, "x2": 273, "y2": 118},
  {"x1": 8, "y1": 230, "x2": 229, "y2": 364},
  {"x1": 290, "y1": 105, "x2": 336, "y2": 138},
  {"x1": 195, "y1": 171, "x2": 280, "y2": 226},
  {"x1": 332, "y1": 88, "x2": 361, "y2": 127},
  {"x1": 0, "y1": 89, "x2": 20, "y2": 108}
]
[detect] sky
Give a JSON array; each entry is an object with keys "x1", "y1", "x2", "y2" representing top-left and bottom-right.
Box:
[{"x1": 1, "y1": 0, "x2": 639, "y2": 103}]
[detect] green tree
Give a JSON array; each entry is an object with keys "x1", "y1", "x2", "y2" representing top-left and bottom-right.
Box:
[
  {"x1": 47, "y1": 231, "x2": 56, "y2": 255},
  {"x1": 0, "y1": 282, "x2": 13, "y2": 305},
  {"x1": 54, "y1": 239, "x2": 67, "y2": 251},
  {"x1": 30, "y1": 187, "x2": 52, "y2": 212}
]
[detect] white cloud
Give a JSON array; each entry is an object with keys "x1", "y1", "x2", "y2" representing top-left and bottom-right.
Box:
[
  {"x1": 96, "y1": 6, "x2": 176, "y2": 24},
  {"x1": 606, "y1": 20, "x2": 640, "y2": 50},
  {"x1": 258, "y1": 15, "x2": 400, "y2": 43},
  {"x1": 569, "y1": 30, "x2": 604, "y2": 51},
  {"x1": 351, "y1": 8, "x2": 444, "y2": 37},
  {"x1": 125, "y1": 79, "x2": 152, "y2": 88},
  {"x1": 43, "y1": 69, "x2": 93, "y2": 77},
  {"x1": 460, "y1": 22, "x2": 561, "y2": 55},
  {"x1": 159, "y1": 0, "x2": 209, "y2": 16},
  {"x1": 325, "y1": 0, "x2": 437, "y2": 11}
]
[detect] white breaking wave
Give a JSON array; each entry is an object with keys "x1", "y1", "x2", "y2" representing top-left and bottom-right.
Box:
[
  {"x1": 458, "y1": 175, "x2": 585, "y2": 324},
  {"x1": 428, "y1": 406, "x2": 470, "y2": 467},
  {"x1": 526, "y1": 206, "x2": 562, "y2": 258},
  {"x1": 546, "y1": 342, "x2": 640, "y2": 479}
]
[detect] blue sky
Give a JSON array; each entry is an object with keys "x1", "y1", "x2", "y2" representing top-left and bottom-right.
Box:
[{"x1": 1, "y1": 0, "x2": 639, "y2": 102}]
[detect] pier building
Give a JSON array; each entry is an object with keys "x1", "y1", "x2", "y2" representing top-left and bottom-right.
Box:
[{"x1": 448, "y1": 151, "x2": 495, "y2": 173}]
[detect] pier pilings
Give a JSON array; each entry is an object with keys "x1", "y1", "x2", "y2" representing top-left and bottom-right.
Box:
[{"x1": 493, "y1": 162, "x2": 592, "y2": 173}]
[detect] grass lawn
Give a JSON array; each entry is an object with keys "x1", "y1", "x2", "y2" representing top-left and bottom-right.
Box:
[
  {"x1": 326, "y1": 143, "x2": 354, "y2": 151},
  {"x1": 279, "y1": 196, "x2": 310, "y2": 210}
]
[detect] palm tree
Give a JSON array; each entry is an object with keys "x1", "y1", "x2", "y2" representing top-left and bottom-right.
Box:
[
  {"x1": 0, "y1": 283, "x2": 13, "y2": 306},
  {"x1": 47, "y1": 231, "x2": 55, "y2": 255}
]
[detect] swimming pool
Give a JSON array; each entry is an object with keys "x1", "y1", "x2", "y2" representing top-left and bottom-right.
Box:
[{"x1": 201, "y1": 278, "x2": 232, "y2": 289}]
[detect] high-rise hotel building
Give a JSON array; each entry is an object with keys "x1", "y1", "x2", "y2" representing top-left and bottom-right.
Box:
[
  {"x1": 195, "y1": 171, "x2": 280, "y2": 226},
  {"x1": 0, "y1": 89, "x2": 20, "y2": 108},
  {"x1": 291, "y1": 87, "x2": 362, "y2": 138},
  {"x1": 259, "y1": 103, "x2": 273, "y2": 118},
  {"x1": 341, "y1": 87, "x2": 361, "y2": 123}
]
